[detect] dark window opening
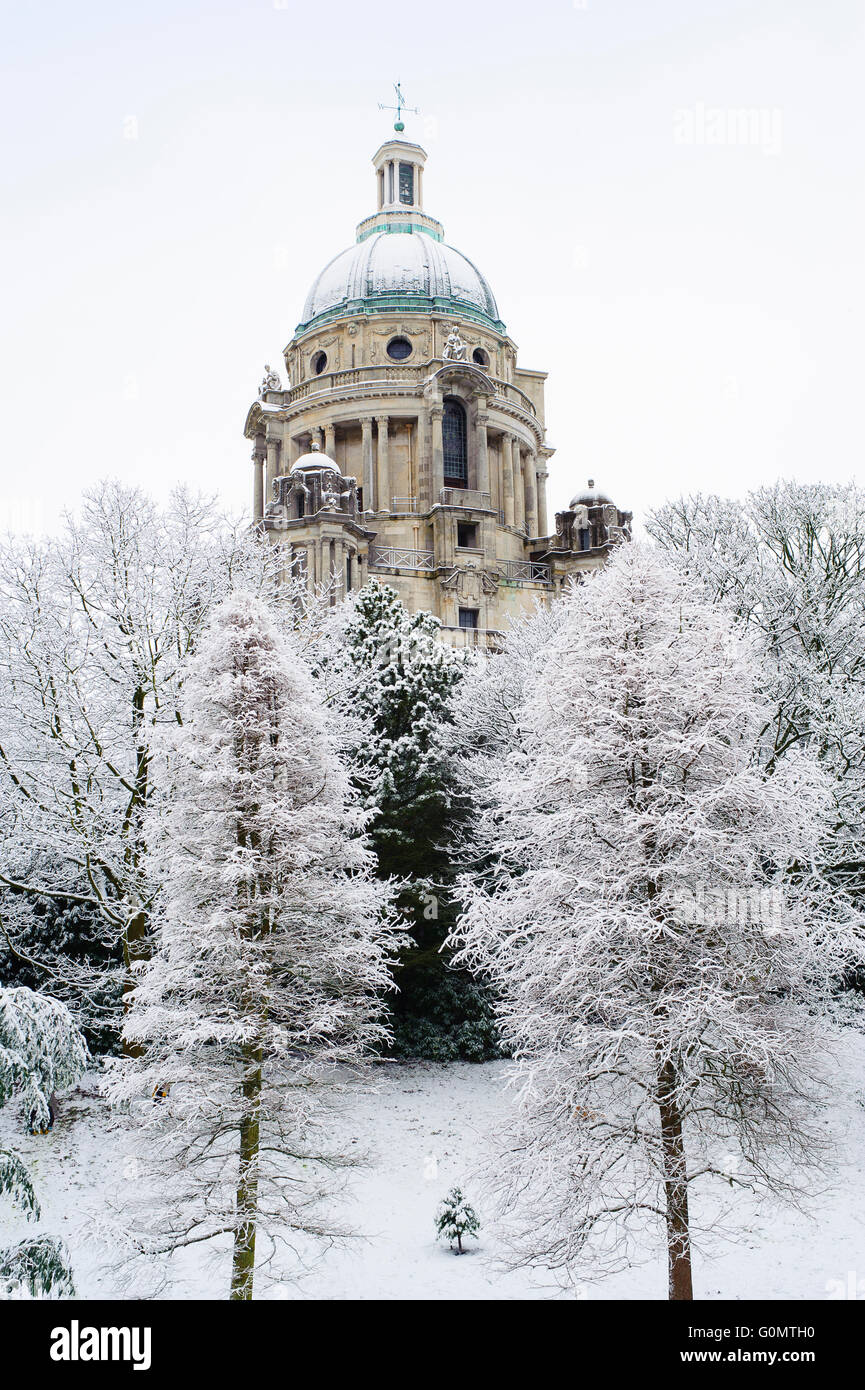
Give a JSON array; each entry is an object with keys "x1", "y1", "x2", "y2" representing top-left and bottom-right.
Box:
[
  {"x1": 387, "y1": 336, "x2": 412, "y2": 361},
  {"x1": 311, "y1": 351, "x2": 327, "y2": 375},
  {"x1": 345, "y1": 554, "x2": 352, "y2": 591},
  {"x1": 443, "y1": 397, "x2": 468, "y2": 486},
  {"x1": 457, "y1": 522, "x2": 478, "y2": 548},
  {"x1": 458, "y1": 607, "x2": 478, "y2": 630},
  {"x1": 472, "y1": 347, "x2": 490, "y2": 368},
  {"x1": 399, "y1": 162, "x2": 414, "y2": 205}
]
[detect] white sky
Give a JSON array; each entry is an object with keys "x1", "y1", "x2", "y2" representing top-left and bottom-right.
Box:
[{"x1": 2, "y1": 0, "x2": 863, "y2": 536}]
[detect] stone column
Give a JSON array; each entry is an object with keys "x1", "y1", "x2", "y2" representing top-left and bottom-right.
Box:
[
  {"x1": 537, "y1": 468, "x2": 550, "y2": 536},
  {"x1": 489, "y1": 435, "x2": 500, "y2": 515},
  {"x1": 361, "y1": 417, "x2": 375, "y2": 511},
  {"x1": 502, "y1": 435, "x2": 516, "y2": 528},
  {"x1": 475, "y1": 411, "x2": 490, "y2": 497},
  {"x1": 416, "y1": 411, "x2": 430, "y2": 509},
  {"x1": 430, "y1": 405, "x2": 444, "y2": 499},
  {"x1": 324, "y1": 424, "x2": 336, "y2": 457},
  {"x1": 513, "y1": 442, "x2": 526, "y2": 532},
  {"x1": 252, "y1": 434, "x2": 265, "y2": 523},
  {"x1": 265, "y1": 433, "x2": 281, "y2": 498},
  {"x1": 312, "y1": 426, "x2": 324, "y2": 450},
  {"x1": 524, "y1": 452, "x2": 539, "y2": 538},
  {"x1": 375, "y1": 414, "x2": 389, "y2": 513}
]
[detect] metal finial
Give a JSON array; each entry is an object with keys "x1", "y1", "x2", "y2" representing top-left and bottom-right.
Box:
[{"x1": 378, "y1": 81, "x2": 419, "y2": 133}]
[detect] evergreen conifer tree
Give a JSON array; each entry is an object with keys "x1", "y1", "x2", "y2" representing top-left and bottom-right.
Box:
[
  {"x1": 336, "y1": 581, "x2": 498, "y2": 1060},
  {"x1": 0, "y1": 986, "x2": 88, "y2": 1296}
]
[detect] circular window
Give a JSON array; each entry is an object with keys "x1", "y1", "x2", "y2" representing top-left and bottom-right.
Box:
[
  {"x1": 387, "y1": 336, "x2": 412, "y2": 361},
  {"x1": 311, "y1": 351, "x2": 327, "y2": 375},
  {"x1": 472, "y1": 347, "x2": 490, "y2": 368}
]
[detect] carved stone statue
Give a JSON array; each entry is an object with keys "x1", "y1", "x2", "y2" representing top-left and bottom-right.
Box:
[
  {"x1": 259, "y1": 363, "x2": 282, "y2": 397},
  {"x1": 442, "y1": 325, "x2": 469, "y2": 362}
]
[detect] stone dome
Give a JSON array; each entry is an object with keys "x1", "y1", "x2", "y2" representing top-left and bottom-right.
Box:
[
  {"x1": 290, "y1": 443, "x2": 341, "y2": 475},
  {"x1": 298, "y1": 230, "x2": 502, "y2": 333},
  {"x1": 570, "y1": 478, "x2": 613, "y2": 509}
]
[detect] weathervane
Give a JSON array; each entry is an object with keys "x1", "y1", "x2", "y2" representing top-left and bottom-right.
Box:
[{"x1": 379, "y1": 81, "x2": 418, "y2": 133}]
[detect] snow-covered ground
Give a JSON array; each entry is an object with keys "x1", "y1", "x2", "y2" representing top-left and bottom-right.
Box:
[{"x1": 3, "y1": 1041, "x2": 865, "y2": 1300}]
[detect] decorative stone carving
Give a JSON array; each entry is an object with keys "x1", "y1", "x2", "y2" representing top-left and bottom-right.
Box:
[
  {"x1": 442, "y1": 324, "x2": 469, "y2": 362},
  {"x1": 259, "y1": 363, "x2": 282, "y2": 396},
  {"x1": 314, "y1": 335, "x2": 341, "y2": 371},
  {"x1": 553, "y1": 499, "x2": 633, "y2": 553},
  {"x1": 267, "y1": 461, "x2": 359, "y2": 523},
  {"x1": 372, "y1": 322, "x2": 432, "y2": 357},
  {"x1": 440, "y1": 564, "x2": 499, "y2": 599}
]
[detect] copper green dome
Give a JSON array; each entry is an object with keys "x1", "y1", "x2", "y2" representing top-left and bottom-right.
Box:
[
  {"x1": 296, "y1": 137, "x2": 505, "y2": 335},
  {"x1": 298, "y1": 230, "x2": 503, "y2": 333}
]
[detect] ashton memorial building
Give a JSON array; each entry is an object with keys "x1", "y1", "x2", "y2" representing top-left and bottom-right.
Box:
[{"x1": 244, "y1": 126, "x2": 631, "y2": 648}]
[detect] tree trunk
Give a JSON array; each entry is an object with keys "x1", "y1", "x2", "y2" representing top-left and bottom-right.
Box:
[
  {"x1": 230, "y1": 1046, "x2": 262, "y2": 1301},
  {"x1": 120, "y1": 909, "x2": 150, "y2": 1058},
  {"x1": 657, "y1": 1058, "x2": 693, "y2": 1301},
  {"x1": 121, "y1": 682, "x2": 152, "y2": 1056}
]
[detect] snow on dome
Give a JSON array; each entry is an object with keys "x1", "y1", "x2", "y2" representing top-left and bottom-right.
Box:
[
  {"x1": 570, "y1": 478, "x2": 613, "y2": 509},
  {"x1": 299, "y1": 230, "x2": 500, "y2": 328},
  {"x1": 290, "y1": 442, "x2": 341, "y2": 475}
]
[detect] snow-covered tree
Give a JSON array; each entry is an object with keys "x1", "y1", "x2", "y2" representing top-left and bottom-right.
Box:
[
  {"x1": 451, "y1": 596, "x2": 568, "y2": 816},
  {"x1": 0, "y1": 879, "x2": 121, "y2": 1055},
  {"x1": 0, "y1": 986, "x2": 88, "y2": 1296},
  {"x1": 0, "y1": 483, "x2": 322, "y2": 1042},
  {"x1": 336, "y1": 580, "x2": 464, "y2": 875},
  {"x1": 107, "y1": 592, "x2": 401, "y2": 1300},
  {"x1": 452, "y1": 544, "x2": 860, "y2": 1299},
  {"x1": 331, "y1": 580, "x2": 495, "y2": 1059},
  {"x1": 435, "y1": 1186, "x2": 480, "y2": 1255},
  {"x1": 648, "y1": 482, "x2": 865, "y2": 912}
]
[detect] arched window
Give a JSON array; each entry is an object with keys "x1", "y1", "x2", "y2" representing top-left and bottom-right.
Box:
[{"x1": 443, "y1": 397, "x2": 468, "y2": 486}]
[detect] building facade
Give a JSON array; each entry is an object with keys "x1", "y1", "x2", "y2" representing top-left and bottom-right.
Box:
[{"x1": 244, "y1": 135, "x2": 631, "y2": 648}]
